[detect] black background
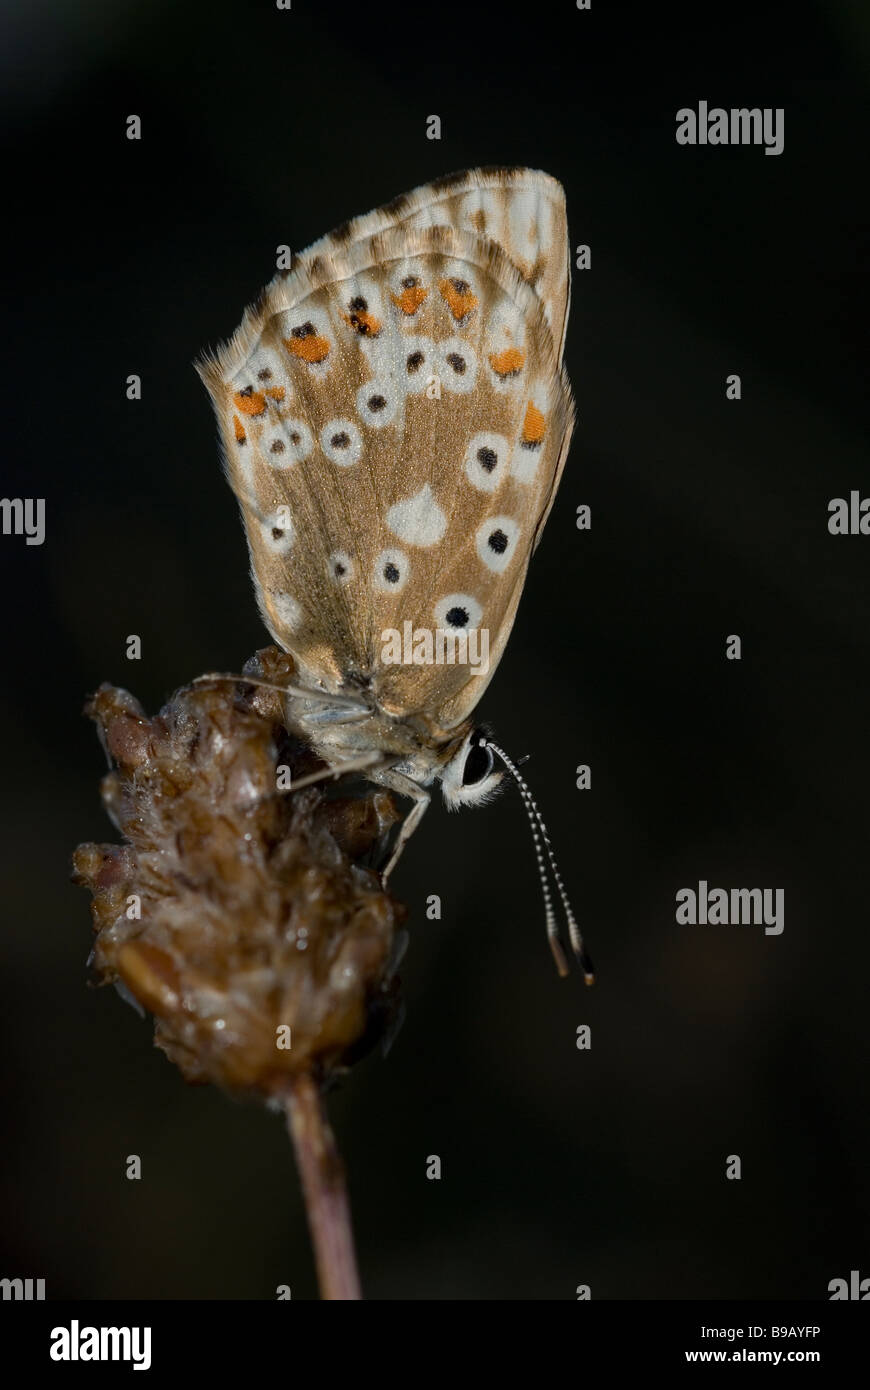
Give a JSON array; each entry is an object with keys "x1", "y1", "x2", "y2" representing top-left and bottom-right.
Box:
[{"x1": 2, "y1": 0, "x2": 868, "y2": 1300}]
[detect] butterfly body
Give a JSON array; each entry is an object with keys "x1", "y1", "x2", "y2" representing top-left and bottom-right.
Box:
[
  {"x1": 198, "y1": 167, "x2": 574, "y2": 877},
  {"x1": 290, "y1": 681, "x2": 470, "y2": 787}
]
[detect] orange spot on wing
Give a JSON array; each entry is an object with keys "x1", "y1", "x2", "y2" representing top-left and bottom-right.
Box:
[
  {"x1": 342, "y1": 310, "x2": 382, "y2": 336},
  {"x1": 284, "y1": 335, "x2": 331, "y2": 363},
  {"x1": 489, "y1": 347, "x2": 526, "y2": 377},
  {"x1": 390, "y1": 285, "x2": 429, "y2": 315},
  {"x1": 439, "y1": 277, "x2": 478, "y2": 321},
  {"x1": 233, "y1": 414, "x2": 246, "y2": 444},
  {"x1": 233, "y1": 389, "x2": 267, "y2": 416},
  {"x1": 521, "y1": 401, "x2": 547, "y2": 446},
  {"x1": 265, "y1": 385, "x2": 285, "y2": 400}
]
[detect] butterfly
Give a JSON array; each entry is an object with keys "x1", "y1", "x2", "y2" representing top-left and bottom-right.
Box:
[{"x1": 197, "y1": 166, "x2": 591, "y2": 980}]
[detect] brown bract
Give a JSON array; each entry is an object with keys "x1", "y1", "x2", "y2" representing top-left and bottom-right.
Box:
[{"x1": 72, "y1": 647, "x2": 404, "y2": 1099}]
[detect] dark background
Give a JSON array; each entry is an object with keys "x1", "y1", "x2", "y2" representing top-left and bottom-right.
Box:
[{"x1": 2, "y1": 0, "x2": 868, "y2": 1300}]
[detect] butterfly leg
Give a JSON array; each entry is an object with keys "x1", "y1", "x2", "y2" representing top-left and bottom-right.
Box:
[
  {"x1": 192, "y1": 671, "x2": 367, "y2": 712},
  {"x1": 371, "y1": 771, "x2": 431, "y2": 883},
  {"x1": 286, "y1": 750, "x2": 384, "y2": 793}
]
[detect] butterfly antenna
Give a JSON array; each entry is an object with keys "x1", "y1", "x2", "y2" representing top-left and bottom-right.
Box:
[{"x1": 482, "y1": 739, "x2": 594, "y2": 985}]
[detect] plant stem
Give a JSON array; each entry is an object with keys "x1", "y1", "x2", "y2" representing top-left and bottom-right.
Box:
[{"x1": 283, "y1": 1072, "x2": 362, "y2": 1300}]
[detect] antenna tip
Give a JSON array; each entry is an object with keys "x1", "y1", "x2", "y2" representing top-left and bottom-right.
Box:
[
  {"x1": 549, "y1": 936, "x2": 570, "y2": 978},
  {"x1": 577, "y1": 949, "x2": 595, "y2": 986}
]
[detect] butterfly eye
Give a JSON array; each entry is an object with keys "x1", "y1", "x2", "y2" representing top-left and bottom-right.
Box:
[
  {"x1": 440, "y1": 728, "x2": 503, "y2": 810},
  {"x1": 461, "y1": 737, "x2": 494, "y2": 787}
]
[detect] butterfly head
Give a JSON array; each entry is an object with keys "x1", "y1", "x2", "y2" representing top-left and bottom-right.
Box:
[{"x1": 439, "y1": 726, "x2": 504, "y2": 809}]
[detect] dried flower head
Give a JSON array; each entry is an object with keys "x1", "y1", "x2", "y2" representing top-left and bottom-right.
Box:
[{"x1": 72, "y1": 647, "x2": 404, "y2": 1100}]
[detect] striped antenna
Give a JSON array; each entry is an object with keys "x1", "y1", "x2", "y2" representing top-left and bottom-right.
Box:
[{"x1": 481, "y1": 738, "x2": 594, "y2": 984}]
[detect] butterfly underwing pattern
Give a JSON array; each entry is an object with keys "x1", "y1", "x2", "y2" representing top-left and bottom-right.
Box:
[{"x1": 197, "y1": 168, "x2": 590, "y2": 977}]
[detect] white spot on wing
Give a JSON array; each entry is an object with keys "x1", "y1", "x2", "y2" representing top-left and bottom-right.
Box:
[
  {"x1": 329, "y1": 550, "x2": 354, "y2": 585},
  {"x1": 464, "y1": 432, "x2": 509, "y2": 492},
  {"x1": 510, "y1": 439, "x2": 542, "y2": 483},
  {"x1": 434, "y1": 593, "x2": 483, "y2": 630},
  {"x1": 486, "y1": 303, "x2": 527, "y2": 394},
  {"x1": 400, "y1": 335, "x2": 435, "y2": 395},
  {"x1": 475, "y1": 516, "x2": 520, "y2": 573},
  {"x1": 435, "y1": 337, "x2": 478, "y2": 394},
  {"x1": 260, "y1": 507, "x2": 294, "y2": 555},
  {"x1": 356, "y1": 378, "x2": 398, "y2": 428},
  {"x1": 234, "y1": 347, "x2": 287, "y2": 399},
  {"x1": 386, "y1": 484, "x2": 447, "y2": 548},
  {"x1": 374, "y1": 548, "x2": 410, "y2": 592},
  {"x1": 459, "y1": 188, "x2": 503, "y2": 239},
  {"x1": 265, "y1": 418, "x2": 313, "y2": 467},
  {"x1": 265, "y1": 590, "x2": 301, "y2": 633},
  {"x1": 508, "y1": 190, "x2": 541, "y2": 267},
  {"x1": 321, "y1": 418, "x2": 362, "y2": 466}
]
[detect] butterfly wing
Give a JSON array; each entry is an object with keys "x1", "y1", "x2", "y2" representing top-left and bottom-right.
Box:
[
  {"x1": 198, "y1": 174, "x2": 573, "y2": 733},
  {"x1": 294, "y1": 166, "x2": 570, "y2": 360}
]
